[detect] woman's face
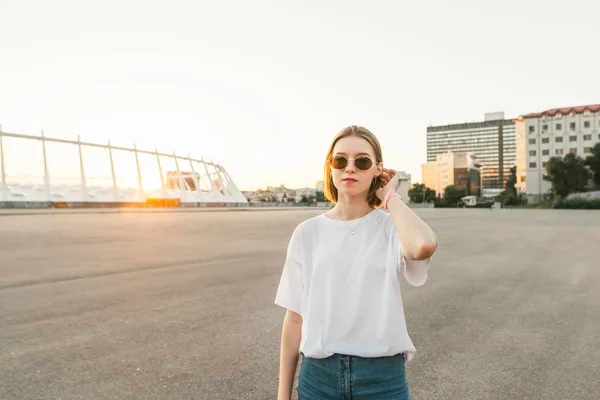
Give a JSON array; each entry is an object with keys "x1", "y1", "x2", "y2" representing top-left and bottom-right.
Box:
[{"x1": 330, "y1": 136, "x2": 383, "y2": 197}]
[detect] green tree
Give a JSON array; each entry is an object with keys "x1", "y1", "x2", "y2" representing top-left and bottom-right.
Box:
[
  {"x1": 408, "y1": 183, "x2": 435, "y2": 203},
  {"x1": 505, "y1": 166, "x2": 517, "y2": 196},
  {"x1": 585, "y1": 143, "x2": 600, "y2": 187},
  {"x1": 501, "y1": 166, "x2": 518, "y2": 205},
  {"x1": 443, "y1": 185, "x2": 466, "y2": 207},
  {"x1": 544, "y1": 154, "x2": 589, "y2": 198},
  {"x1": 316, "y1": 190, "x2": 326, "y2": 202},
  {"x1": 300, "y1": 195, "x2": 309, "y2": 203},
  {"x1": 563, "y1": 153, "x2": 590, "y2": 193}
]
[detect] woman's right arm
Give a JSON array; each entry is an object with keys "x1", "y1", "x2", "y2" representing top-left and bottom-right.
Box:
[{"x1": 277, "y1": 309, "x2": 303, "y2": 400}]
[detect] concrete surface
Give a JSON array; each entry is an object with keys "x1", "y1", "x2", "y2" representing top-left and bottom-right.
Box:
[{"x1": 0, "y1": 209, "x2": 599, "y2": 399}]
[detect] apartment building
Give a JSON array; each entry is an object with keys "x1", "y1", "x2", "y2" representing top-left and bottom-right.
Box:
[{"x1": 523, "y1": 104, "x2": 600, "y2": 203}]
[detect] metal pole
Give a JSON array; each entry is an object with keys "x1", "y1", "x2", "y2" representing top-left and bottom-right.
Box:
[
  {"x1": 188, "y1": 153, "x2": 201, "y2": 201},
  {"x1": 78, "y1": 135, "x2": 87, "y2": 201},
  {"x1": 155, "y1": 147, "x2": 166, "y2": 198},
  {"x1": 173, "y1": 152, "x2": 186, "y2": 202},
  {"x1": 108, "y1": 140, "x2": 119, "y2": 202},
  {"x1": 203, "y1": 161, "x2": 218, "y2": 196},
  {"x1": 41, "y1": 130, "x2": 51, "y2": 202},
  {"x1": 214, "y1": 164, "x2": 230, "y2": 197},
  {"x1": 220, "y1": 166, "x2": 245, "y2": 201},
  {"x1": 0, "y1": 126, "x2": 6, "y2": 202},
  {"x1": 134, "y1": 143, "x2": 143, "y2": 192}
]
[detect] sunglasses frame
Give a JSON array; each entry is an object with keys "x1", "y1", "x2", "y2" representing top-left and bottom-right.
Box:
[{"x1": 329, "y1": 155, "x2": 379, "y2": 171}]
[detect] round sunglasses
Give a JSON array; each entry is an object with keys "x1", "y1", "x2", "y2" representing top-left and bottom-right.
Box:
[{"x1": 329, "y1": 155, "x2": 376, "y2": 171}]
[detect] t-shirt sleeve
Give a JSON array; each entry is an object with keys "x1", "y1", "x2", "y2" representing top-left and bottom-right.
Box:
[
  {"x1": 386, "y1": 213, "x2": 430, "y2": 287},
  {"x1": 274, "y1": 225, "x2": 304, "y2": 315}
]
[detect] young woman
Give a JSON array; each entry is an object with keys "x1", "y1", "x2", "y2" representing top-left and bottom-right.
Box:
[{"x1": 275, "y1": 126, "x2": 438, "y2": 400}]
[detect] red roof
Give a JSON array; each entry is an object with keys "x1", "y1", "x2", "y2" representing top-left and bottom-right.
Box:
[{"x1": 523, "y1": 104, "x2": 600, "y2": 119}]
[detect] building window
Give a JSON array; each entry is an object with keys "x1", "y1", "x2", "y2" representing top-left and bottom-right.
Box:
[
  {"x1": 529, "y1": 162, "x2": 537, "y2": 168},
  {"x1": 584, "y1": 121, "x2": 591, "y2": 128},
  {"x1": 584, "y1": 147, "x2": 592, "y2": 154},
  {"x1": 529, "y1": 138, "x2": 536, "y2": 145},
  {"x1": 569, "y1": 122, "x2": 576, "y2": 130},
  {"x1": 556, "y1": 149, "x2": 564, "y2": 155},
  {"x1": 584, "y1": 134, "x2": 592, "y2": 140},
  {"x1": 529, "y1": 150, "x2": 537, "y2": 156},
  {"x1": 528, "y1": 126, "x2": 534, "y2": 133},
  {"x1": 542, "y1": 149, "x2": 550, "y2": 156},
  {"x1": 542, "y1": 124, "x2": 548, "y2": 131},
  {"x1": 556, "y1": 123, "x2": 562, "y2": 130},
  {"x1": 542, "y1": 138, "x2": 550, "y2": 144},
  {"x1": 556, "y1": 137, "x2": 563, "y2": 143},
  {"x1": 570, "y1": 148, "x2": 577, "y2": 155},
  {"x1": 569, "y1": 136, "x2": 577, "y2": 142}
]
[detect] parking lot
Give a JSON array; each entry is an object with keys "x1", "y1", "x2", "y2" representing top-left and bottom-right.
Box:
[{"x1": 1, "y1": 208, "x2": 599, "y2": 399}]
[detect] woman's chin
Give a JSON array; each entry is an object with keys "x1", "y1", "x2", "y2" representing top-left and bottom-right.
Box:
[{"x1": 337, "y1": 187, "x2": 368, "y2": 197}]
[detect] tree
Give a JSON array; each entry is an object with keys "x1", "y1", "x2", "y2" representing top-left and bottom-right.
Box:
[
  {"x1": 505, "y1": 166, "x2": 517, "y2": 196},
  {"x1": 585, "y1": 143, "x2": 600, "y2": 188},
  {"x1": 443, "y1": 185, "x2": 466, "y2": 207},
  {"x1": 408, "y1": 183, "x2": 435, "y2": 203},
  {"x1": 316, "y1": 190, "x2": 326, "y2": 202},
  {"x1": 501, "y1": 166, "x2": 518, "y2": 205},
  {"x1": 563, "y1": 153, "x2": 590, "y2": 193},
  {"x1": 544, "y1": 154, "x2": 589, "y2": 198},
  {"x1": 300, "y1": 195, "x2": 309, "y2": 203}
]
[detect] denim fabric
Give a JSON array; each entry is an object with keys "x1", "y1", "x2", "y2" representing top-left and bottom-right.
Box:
[{"x1": 297, "y1": 353, "x2": 411, "y2": 400}]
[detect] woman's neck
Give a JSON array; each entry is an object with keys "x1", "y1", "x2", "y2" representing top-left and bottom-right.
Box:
[{"x1": 328, "y1": 194, "x2": 373, "y2": 221}]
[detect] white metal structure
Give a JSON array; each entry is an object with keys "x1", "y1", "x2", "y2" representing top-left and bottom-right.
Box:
[{"x1": 0, "y1": 127, "x2": 248, "y2": 206}]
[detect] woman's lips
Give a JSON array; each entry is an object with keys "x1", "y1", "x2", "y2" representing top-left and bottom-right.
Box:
[{"x1": 342, "y1": 178, "x2": 358, "y2": 183}]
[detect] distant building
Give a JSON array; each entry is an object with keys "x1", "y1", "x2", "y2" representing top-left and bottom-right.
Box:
[
  {"x1": 522, "y1": 104, "x2": 600, "y2": 203},
  {"x1": 427, "y1": 112, "x2": 516, "y2": 190},
  {"x1": 296, "y1": 187, "x2": 317, "y2": 202},
  {"x1": 421, "y1": 162, "x2": 437, "y2": 193},
  {"x1": 513, "y1": 116, "x2": 527, "y2": 194},
  {"x1": 394, "y1": 170, "x2": 411, "y2": 202},
  {"x1": 421, "y1": 152, "x2": 481, "y2": 197}
]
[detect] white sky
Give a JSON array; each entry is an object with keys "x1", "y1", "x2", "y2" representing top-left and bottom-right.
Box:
[{"x1": 1, "y1": 0, "x2": 599, "y2": 191}]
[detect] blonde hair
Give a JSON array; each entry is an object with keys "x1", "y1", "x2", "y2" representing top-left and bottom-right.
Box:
[{"x1": 323, "y1": 125, "x2": 383, "y2": 208}]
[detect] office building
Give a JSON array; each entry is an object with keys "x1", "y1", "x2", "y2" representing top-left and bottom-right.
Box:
[
  {"x1": 513, "y1": 116, "x2": 527, "y2": 194},
  {"x1": 523, "y1": 104, "x2": 600, "y2": 203},
  {"x1": 422, "y1": 152, "x2": 481, "y2": 197},
  {"x1": 427, "y1": 112, "x2": 516, "y2": 190}
]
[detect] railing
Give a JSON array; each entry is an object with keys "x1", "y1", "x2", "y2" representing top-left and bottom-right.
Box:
[{"x1": 0, "y1": 126, "x2": 247, "y2": 205}]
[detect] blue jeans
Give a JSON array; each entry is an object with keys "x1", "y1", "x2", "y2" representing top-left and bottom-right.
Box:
[{"x1": 297, "y1": 353, "x2": 411, "y2": 400}]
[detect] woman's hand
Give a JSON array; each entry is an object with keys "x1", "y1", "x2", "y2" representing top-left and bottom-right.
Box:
[{"x1": 376, "y1": 168, "x2": 400, "y2": 201}]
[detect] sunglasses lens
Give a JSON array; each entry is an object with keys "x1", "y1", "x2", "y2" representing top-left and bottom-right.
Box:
[
  {"x1": 355, "y1": 157, "x2": 373, "y2": 170},
  {"x1": 331, "y1": 156, "x2": 347, "y2": 169}
]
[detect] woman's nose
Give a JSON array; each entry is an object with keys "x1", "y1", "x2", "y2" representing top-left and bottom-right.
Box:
[{"x1": 345, "y1": 159, "x2": 357, "y2": 173}]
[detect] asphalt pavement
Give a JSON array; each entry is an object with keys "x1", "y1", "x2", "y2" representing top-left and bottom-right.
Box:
[{"x1": 1, "y1": 208, "x2": 599, "y2": 399}]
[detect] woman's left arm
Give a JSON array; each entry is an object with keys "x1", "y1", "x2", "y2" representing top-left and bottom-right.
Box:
[
  {"x1": 386, "y1": 195, "x2": 437, "y2": 261},
  {"x1": 377, "y1": 168, "x2": 438, "y2": 261}
]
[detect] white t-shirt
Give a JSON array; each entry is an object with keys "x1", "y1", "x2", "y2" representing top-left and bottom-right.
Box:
[{"x1": 274, "y1": 208, "x2": 430, "y2": 362}]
